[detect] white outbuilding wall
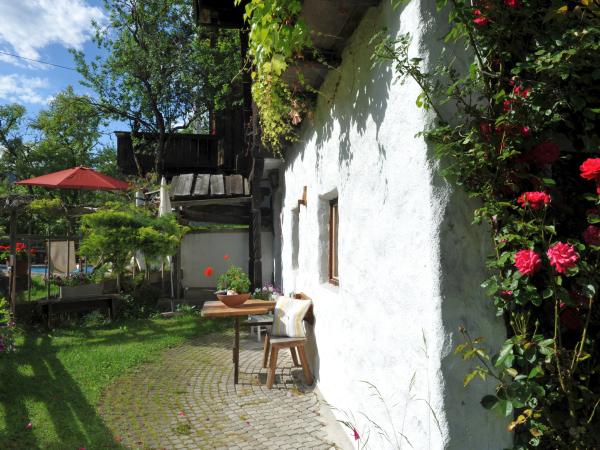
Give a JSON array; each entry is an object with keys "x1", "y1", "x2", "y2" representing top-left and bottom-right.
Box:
[
  {"x1": 273, "y1": 0, "x2": 510, "y2": 448},
  {"x1": 180, "y1": 230, "x2": 273, "y2": 288}
]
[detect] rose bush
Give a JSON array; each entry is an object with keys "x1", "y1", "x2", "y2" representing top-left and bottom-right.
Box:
[{"x1": 372, "y1": 0, "x2": 600, "y2": 446}]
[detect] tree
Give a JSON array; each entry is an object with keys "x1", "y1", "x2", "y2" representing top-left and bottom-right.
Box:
[
  {"x1": 72, "y1": 0, "x2": 242, "y2": 175},
  {"x1": 30, "y1": 86, "x2": 105, "y2": 173},
  {"x1": 0, "y1": 90, "x2": 120, "y2": 236},
  {"x1": 79, "y1": 203, "x2": 188, "y2": 287},
  {"x1": 0, "y1": 103, "x2": 33, "y2": 181}
]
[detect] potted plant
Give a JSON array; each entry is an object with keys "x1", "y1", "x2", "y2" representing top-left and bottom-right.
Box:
[
  {"x1": 0, "y1": 242, "x2": 35, "y2": 277},
  {"x1": 216, "y1": 265, "x2": 251, "y2": 307},
  {"x1": 251, "y1": 283, "x2": 282, "y2": 300},
  {"x1": 50, "y1": 272, "x2": 104, "y2": 299}
]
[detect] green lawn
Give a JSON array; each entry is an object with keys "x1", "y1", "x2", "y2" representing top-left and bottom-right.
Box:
[
  {"x1": 0, "y1": 316, "x2": 222, "y2": 449},
  {"x1": 16, "y1": 276, "x2": 59, "y2": 302}
]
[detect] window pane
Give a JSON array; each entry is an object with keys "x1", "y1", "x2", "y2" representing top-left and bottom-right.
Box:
[{"x1": 330, "y1": 200, "x2": 338, "y2": 283}]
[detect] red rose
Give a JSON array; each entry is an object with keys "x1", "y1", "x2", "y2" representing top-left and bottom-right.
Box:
[
  {"x1": 514, "y1": 249, "x2": 542, "y2": 276},
  {"x1": 203, "y1": 266, "x2": 214, "y2": 277},
  {"x1": 520, "y1": 126, "x2": 531, "y2": 136},
  {"x1": 579, "y1": 158, "x2": 600, "y2": 180},
  {"x1": 583, "y1": 225, "x2": 600, "y2": 246},
  {"x1": 500, "y1": 290, "x2": 513, "y2": 298},
  {"x1": 223, "y1": 254, "x2": 230, "y2": 261},
  {"x1": 547, "y1": 242, "x2": 579, "y2": 273},
  {"x1": 480, "y1": 122, "x2": 493, "y2": 137},
  {"x1": 512, "y1": 85, "x2": 530, "y2": 98},
  {"x1": 528, "y1": 140, "x2": 560, "y2": 165},
  {"x1": 517, "y1": 191, "x2": 551, "y2": 210},
  {"x1": 504, "y1": 0, "x2": 520, "y2": 7},
  {"x1": 472, "y1": 9, "x2": 489, "y2": 25},
  {"x1": 503, "y1": 99, "x2": 512, "y2": 112}
]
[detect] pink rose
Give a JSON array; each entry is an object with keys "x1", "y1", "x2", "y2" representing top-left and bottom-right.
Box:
[
  {"x1": 583, "y1": 225, "x2": 600, "y2": 246},
  {"x1": 517, "y1": 191, "x2": 551, "y2": 210},
  {"x1": 514, "y1": 249, "x2": 542, "y2": 276},
  {"x1": 472, "y1": 9, "x2": 489, "y2": 25},
  {"x1": 547, "y1": 242, "x2": 579, "y2": 273},
  {"x1": 528, "y1": 140, "x2": 560, "y2": 165}
]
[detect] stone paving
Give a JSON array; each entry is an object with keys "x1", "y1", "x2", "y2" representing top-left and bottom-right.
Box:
[{"x1": 98, "y1": 330, "x2": 347, "y2": 449}]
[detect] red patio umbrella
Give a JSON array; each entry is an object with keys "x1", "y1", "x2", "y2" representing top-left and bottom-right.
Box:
[{"x1": 16, "y1": 166, "x2": 129, "y2": 191}]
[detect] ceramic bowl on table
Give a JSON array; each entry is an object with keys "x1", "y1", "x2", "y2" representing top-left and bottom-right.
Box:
[{"x1": 215, "y1": 291, "x2": 251, "y2": 307}]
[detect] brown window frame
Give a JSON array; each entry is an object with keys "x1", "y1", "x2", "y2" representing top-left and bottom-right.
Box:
[{"x1": 328, "y1": 199, "x2": 339, "y2": 285}]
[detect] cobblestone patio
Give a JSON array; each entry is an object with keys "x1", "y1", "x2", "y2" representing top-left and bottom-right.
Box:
[{"x1": 98, "y1": 330, "x2": 349, "y2": 449}]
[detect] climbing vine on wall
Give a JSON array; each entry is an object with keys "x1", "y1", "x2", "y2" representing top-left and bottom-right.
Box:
[
  {"x1": 236, "y1": 0, "x2": 314, "y2": 153},
  {"x1": 375, "y1": 0, "x2": 600, "y2": 448}
]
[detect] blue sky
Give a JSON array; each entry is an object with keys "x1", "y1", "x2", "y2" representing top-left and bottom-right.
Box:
[{"x1": 0, "y1": 0, "x2": 125, "y2": 146}]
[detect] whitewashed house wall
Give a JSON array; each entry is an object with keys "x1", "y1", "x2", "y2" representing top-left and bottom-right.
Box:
[{"x1": 272, "y1": 0, "x2": 510, "y2": 448}]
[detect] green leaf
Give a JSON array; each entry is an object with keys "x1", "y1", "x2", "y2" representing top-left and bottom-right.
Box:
[
  {"x1": 528, "y1": 366, "x2": 543, "y2": 379},
  {"x1": 464, "y1": 370, "x2": 478, "y2": 387},
  {"x1": 493, "y1": 399, "x2": 514, "y2": 417},
  {"x1": 495, "y1": 343, "x2": 514, "y2": 368},
  {"x1": 542, "y1": 288, "x2": 553, "y2": 299}
]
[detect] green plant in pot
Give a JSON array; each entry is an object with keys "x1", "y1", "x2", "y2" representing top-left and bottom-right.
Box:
[{"x1": 216, "y1": 265, "x2": 251, "y2": 307}]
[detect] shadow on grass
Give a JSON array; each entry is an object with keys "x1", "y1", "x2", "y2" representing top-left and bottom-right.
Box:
[
  {"x1": 0, "y1": 334, "x2": 122, "y2": 450},
  {"x1": 0, "y1": 316, "x2": 224, "y2": 449}
]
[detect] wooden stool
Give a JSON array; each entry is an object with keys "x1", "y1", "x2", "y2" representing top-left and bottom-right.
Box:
[{"x1": 263, "y1": 335, "x2": 313, "y2": 389}]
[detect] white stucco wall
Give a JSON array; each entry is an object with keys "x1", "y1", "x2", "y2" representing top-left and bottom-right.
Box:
[
  {"x1": 274, "y1": 0, "x2": 510, "y2": 448},
  {"x1": 180, "y1": 230, "x2": 273, "y2": 288}
]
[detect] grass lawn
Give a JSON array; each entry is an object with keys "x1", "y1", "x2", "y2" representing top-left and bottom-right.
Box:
[
  {"x1": 0, "y1": 316, "x2": 223, "y2": 449},
  {"x1": 16, "y1": 276, "x2": 59, "y2": 302}
]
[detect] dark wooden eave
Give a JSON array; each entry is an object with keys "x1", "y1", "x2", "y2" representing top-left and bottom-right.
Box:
[
  {"x1": 193, "y1": 0, "x2": 247, "y2": 28},
  {"x1": 285, "y1": 0, "x2": 382, "y2": 90},
  {"x1": 193, "y1": 0, "x2": 381, "y2": 91}
]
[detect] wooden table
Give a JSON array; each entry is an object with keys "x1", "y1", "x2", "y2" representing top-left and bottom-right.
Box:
[{"x1": 201, "y1": 299, "x2": 276, "y2": 384}]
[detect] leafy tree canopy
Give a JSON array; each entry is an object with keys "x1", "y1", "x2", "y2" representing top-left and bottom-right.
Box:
[{"x1": 72, "y1": 0, "x2": 243, "y2": 174}]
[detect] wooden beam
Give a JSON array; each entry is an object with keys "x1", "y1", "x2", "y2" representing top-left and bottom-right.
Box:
[
  {"x1": 181, "y1": 205, "x2": 250, "y2": 224},
  {"x1": 171, "y1": 196, "x2": 251, "y2": 208}
]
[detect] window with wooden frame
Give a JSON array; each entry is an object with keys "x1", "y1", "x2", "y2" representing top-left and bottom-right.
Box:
[{"x1": 328, "y1": 199, "x2": 339, "y2": 285}]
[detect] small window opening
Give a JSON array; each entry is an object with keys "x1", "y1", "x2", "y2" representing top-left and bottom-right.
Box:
[{"x1": 328, "y1": 199, "x2": 338, "y2": 285}]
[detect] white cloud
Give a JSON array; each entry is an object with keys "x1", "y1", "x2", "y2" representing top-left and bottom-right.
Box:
[
  {"x1": 0, "y1": 74, "x2": 51, "y2": 105},
  {"x1": 0, "y1": 0, "x2": 104, "y2": 66}
]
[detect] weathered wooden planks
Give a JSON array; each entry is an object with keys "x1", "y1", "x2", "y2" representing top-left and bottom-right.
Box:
[
  {"x1": 171, "y1": 173, "x2": 195, "y2": 196},
  {"x1": 169, "y1": 174, "x2": 248, "y2": 198},
  {"x1": 193, "y1": 174, "x2": 210, "y2": 196}
]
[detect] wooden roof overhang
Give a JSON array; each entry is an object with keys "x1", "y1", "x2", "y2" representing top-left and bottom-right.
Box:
[
  {"x1": 167, "y1": 173, "x2": 252, "y2": 225},
  {"x1": 193, "y1": 0, "x2": 381, "y2": 91}
]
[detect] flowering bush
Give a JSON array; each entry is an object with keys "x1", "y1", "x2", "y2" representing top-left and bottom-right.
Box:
[
  {"x1": 48, "y1": 272, "x2": 96, "y2": 287},
  {"x1": 251, "y1": 284, "x2": 282, "y2": 300},
  {"x1": 373, "y1": 0, "x2": 600, "y2": 446},
  {"x1": 0, "y1": 242, "x2": 36, "y2": 261}
]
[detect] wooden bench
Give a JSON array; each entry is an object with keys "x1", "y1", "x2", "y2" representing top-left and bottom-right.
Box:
[{"x1": 38, "y1": 294, "x2": 120, "y2": 327}]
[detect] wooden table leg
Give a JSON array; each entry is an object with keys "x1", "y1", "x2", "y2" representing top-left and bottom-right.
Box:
[{"x1": 233, "y1": 317, "x2": 240, "y2": 384}]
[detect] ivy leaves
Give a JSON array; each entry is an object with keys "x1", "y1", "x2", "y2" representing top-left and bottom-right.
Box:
[{"x1": 238, "y1": 0, "x2": 313, "y2": 153}]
